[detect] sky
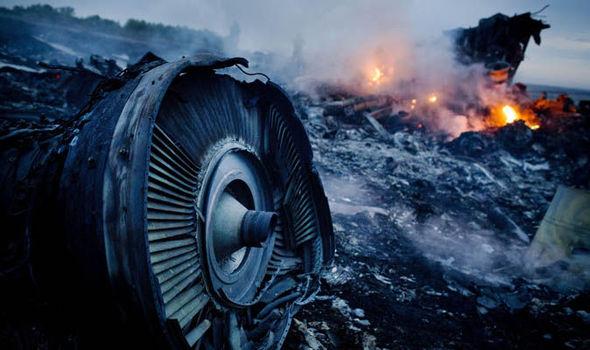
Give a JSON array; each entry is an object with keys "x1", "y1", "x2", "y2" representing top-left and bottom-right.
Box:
[{"x1": 3, "y1": 0, "x2": 590, "y2": 89}]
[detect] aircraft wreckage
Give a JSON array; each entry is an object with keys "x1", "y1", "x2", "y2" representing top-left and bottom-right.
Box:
[{"x1": 0, "y1": 53, "x2": 334, "y2": 349}]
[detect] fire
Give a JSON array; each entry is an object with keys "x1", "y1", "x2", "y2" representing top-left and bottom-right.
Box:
[
  {"x1": 489, "y1": 104, "x2": 540, "y2": 130},
  {"x1": 365, "y1": 64, "x2": 393, "y2": 89},
  {"x1": 502, "y1": 105, "x2": 518, "y2": 124},
  {"x1": 370, "y1": 67, "x2": 384, "y2": 83},
  {"x1": 428, "y1": 94, "x2": 438, "y2": 103}
]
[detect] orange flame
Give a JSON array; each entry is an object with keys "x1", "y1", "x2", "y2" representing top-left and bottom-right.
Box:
[
  {"x1": 489, "y1": 104, "x2": 540, "y2": 130},
  {"x1": 502, "y1": 105, "x2": 518, "y2": 124},
  {"x1": 370, "y1": 67, "x2": 384, "y2": 83}
]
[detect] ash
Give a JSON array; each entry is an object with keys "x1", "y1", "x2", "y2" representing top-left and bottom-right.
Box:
[{"x1": 284, "y1": 93, "x2": 590, "y2": 349}]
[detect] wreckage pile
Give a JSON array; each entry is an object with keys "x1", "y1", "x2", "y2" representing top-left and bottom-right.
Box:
[
  {"x1": 1, "y1": 5, "x2": 589, "y2": 350},
  {"x1": 281, "y1": 10, "x2": 590, "y2": 349},
  {"x1": 283, "y1": 86, "x2": 590, "y2": 349}
]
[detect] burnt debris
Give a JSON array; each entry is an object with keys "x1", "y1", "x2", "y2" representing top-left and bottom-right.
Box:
[
  {"x1": 1, "y1": 7, "x2": 335, "y2": 348},
  {"x1": 452, "y1": 11, "x2": 550, "y2": 82},
  {"x1": 285, "y1": 88, "x2": 590, "y2": 349},
  {"x1": 1, "y1": 5, "x2": 590, "y2": 350},
  {"x1": 1, "y1": 53, "x2": 335, "y2": 349}
]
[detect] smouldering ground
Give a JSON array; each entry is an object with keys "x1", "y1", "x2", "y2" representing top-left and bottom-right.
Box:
[{"x1": 285, "y1": 95, "x2": 590, "y2": 349}]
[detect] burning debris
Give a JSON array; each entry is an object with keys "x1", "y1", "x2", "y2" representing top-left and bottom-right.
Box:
[
  {"x1": 285, "y1": 85, "x2": 590, "y2": 349},
  {"x1": 314, "y1": 81, "x2": 585, "y2": 140},
  {"x1": 309, "y1": 10, "x2": 555, "y2": 139},
  {"x1": 1, "y1": 4, "x2": 590, "y2": 350},
  {"x1": 307, "y1": 6, "x2": 585, "y2": 143},
  {"x1": 282, "y1": 9, "x2": 589, "y2": 350}
]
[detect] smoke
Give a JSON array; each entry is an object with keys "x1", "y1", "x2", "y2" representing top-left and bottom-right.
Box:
[
  {"x1": 219, "y1": 1, "x2": 415, "y2": 89},
  {"x1": 391, "y1": 204, "x2": 526, "y2": 286},
  {"x1": 5, "y1": 2, "x2": 553, "y2": 139},
  {"x1": 6, "y1": 2, "x2": 521, "y2": 137},
  {"x1": 219, "y1": 1, "x2": 504, "y2": 138},
  {"x1": 239, "y1": 1, "x2": 434, "y2": 87},
  {"x1": 394, "y1": 203, "x2": 590, "y2": 292},
  {"x1": 318, "y1": 151, "x2": 589, "y2": 292}
]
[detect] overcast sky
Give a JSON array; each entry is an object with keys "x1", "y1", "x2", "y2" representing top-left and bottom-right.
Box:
[{"x1": 4, "y1": 0, "x2": 590, "y2": 89}]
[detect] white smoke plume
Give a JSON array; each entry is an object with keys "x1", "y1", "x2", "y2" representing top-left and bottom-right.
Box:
[{"x1": 220, "y1": 1, "x2": 509, "y2": 138}]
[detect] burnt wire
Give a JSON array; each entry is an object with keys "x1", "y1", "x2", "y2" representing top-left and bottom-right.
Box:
[
  {"x1": 235, "y1": 64, "x2": 271, "y2": 83},
  {"x1": 531, "y1": 4, "x2": 550, "y2": 17}
]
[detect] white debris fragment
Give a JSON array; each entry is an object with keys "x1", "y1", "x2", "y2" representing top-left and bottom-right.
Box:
[
  {"x1": 481, "y1": 243, "x2": 495, "y2": 254},
  {"x1": 373, "y1": 273, "x2": 392, "y2": 285},
  {"x1": 362, "y1": 334, "x2": 378, "y2": 350},
  {"x1": 331, "y1": 297, "x2": 352, "y2": 317},
  {"x1": 293, "y1": 318, "x2": 327, "y2": 350},
  {"x1": 354, "y1": 318, "x2": 370, "y2": 326},
  {"x1": 352, "y1": 308, "x2": 365, "y2": 318},
  {"x1": 323, "y1": 265, "x2": 354, "y2": 286}
]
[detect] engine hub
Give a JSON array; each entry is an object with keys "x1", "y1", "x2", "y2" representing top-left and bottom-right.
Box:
[{"x1": 200, "y1": 144, "x2": 276, "y2": 306}]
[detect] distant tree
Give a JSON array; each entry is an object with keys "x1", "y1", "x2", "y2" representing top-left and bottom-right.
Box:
[
  {"x1": 0, "y1": 4, "x2": 225, "y2": 55},
  {"x1": 57, "y1": 7, "x2": 75, "y2": 17}
]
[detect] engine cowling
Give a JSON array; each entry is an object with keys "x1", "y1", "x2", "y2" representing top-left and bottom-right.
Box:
[{"x1": 0, "y1": 54, "x2": 334, "y2": 349}]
